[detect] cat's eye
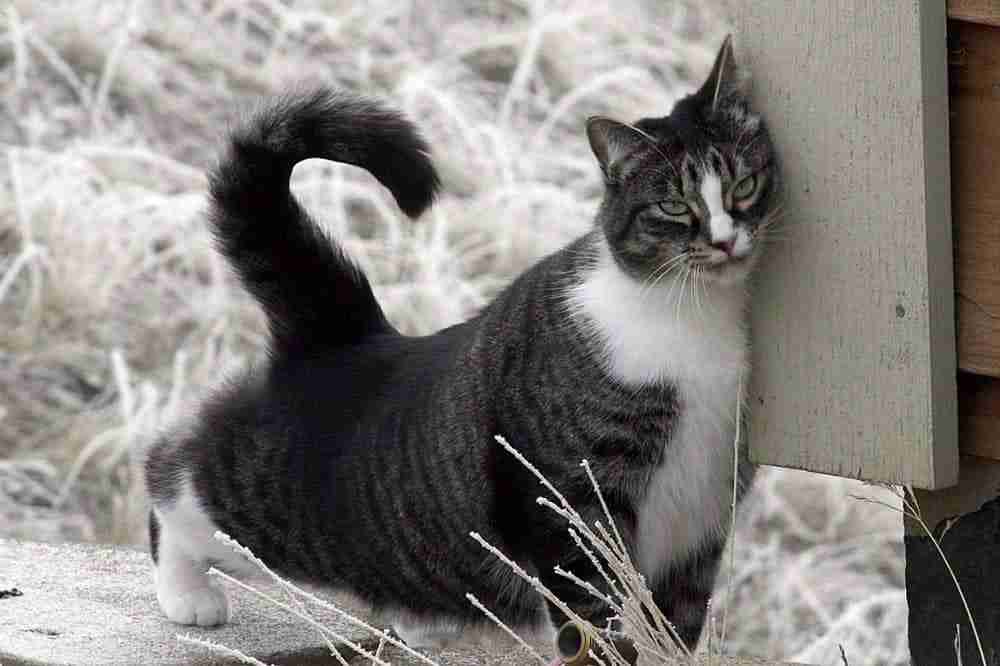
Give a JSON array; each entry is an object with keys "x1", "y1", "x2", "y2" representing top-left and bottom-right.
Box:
[
  {"x1": 658, "y1": 200, "x2": 690, "y2": 217},
  {"x1": 732, "y1": 175, "x2": 758, "y2": 200}
]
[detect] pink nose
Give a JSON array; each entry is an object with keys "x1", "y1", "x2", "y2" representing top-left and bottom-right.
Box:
[{"x1": 713, "y1": 238, "x2": 736, "y2": 256}]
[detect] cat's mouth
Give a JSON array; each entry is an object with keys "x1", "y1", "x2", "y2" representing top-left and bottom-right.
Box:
[
  {"x1": 689, "y1": 249, "x2": 748, "y2": 269},
  {"x1": 688, "y1": 247, "x2": 756, "y2": 284}
]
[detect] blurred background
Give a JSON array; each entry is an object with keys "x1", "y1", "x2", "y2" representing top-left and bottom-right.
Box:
[{"x1": 0, "y1": 1, "x2": 907, "y2": 663}]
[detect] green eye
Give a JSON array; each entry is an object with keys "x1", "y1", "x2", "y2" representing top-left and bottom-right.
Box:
[
  {"x1": 732, "y1": 175, "x2": 758, "y2": 199},
  {"x1": 658, "y1": 200, "x2": 690, "y2": 216}
]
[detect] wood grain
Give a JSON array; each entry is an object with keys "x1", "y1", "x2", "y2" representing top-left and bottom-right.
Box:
[
  {"x1": 948, "y1": 0, "x2": 1000, "y2": 27},
  {"x1": 910, "y1": 455, "x2": 1000, "y2": 534},
  {"x1": 721, "y1": 1, "x2": 958, "y2": 488},
  {"x1": 958, "y1": 372, "x2": 1000, "y2": 460},
  {"x1": 950, "y1": 20, "x2": 1000, "y2": 377}
]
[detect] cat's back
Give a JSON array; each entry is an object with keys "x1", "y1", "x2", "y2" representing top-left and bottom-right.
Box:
[{"x1": 146, "y1": 322, "x2": 478, "y2": 503}]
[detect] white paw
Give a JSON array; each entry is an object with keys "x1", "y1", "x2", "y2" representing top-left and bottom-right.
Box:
[
  {"x1": 157, "y1": 583, "x2": 230, "y2": 626},
  {"x1": 392, "y1": 621, "x2": 461, "y2": 650}
]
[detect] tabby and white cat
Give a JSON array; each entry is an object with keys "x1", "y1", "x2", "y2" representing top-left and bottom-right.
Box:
[{"x1": 144, "y1": 36, "x2": 778, "y2": 660}]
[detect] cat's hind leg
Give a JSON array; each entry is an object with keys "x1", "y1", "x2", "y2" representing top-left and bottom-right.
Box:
[{"x1": 149, "y1": 478, "x2": 249, "y2": 626}]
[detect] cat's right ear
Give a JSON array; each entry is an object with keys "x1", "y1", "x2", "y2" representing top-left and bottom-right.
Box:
[{"x1": 586, "y1": 117, "x2": 649, "y2": 183}]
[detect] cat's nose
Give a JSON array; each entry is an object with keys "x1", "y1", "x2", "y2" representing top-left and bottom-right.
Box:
[{"x1": 712, "y1": 238, "x2": 736, "y2": 256}]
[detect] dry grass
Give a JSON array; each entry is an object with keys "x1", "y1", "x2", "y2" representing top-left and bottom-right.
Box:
[{"x1": 0, "y1": 1, "x2": 908, "y2": 663}]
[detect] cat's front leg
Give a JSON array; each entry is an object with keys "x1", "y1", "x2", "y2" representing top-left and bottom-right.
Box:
[{"x1": 650, "y1": 538, "x2": 725, "y2": 652}]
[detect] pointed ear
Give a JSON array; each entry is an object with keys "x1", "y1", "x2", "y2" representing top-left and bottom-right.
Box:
[
  {"x1": 586, "y1": 116, "x2": 649, "y2": 178},
  {"x1": 695, "y1": 34, "x2": 746, "y2": 110}
]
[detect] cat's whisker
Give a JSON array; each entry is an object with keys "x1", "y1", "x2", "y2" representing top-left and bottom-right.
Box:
[
  {"x1": 690, "y1": 266, "x2": 703, "y2": 318},
  {"x1": 756, "y1": 233, "x2": 793, "y2": 245},
  {"x1": 758, "y1": 222, "x2": 787, "y2": 234},
  {"x1": 648, "y1": 253, "x2": 690, "y2": 283},
  {"x1": 759, "y1": 207, "x2": 788, "y2": 227},
  {"x1": 754, "y1": 227, "x2": 791, "y2": 238},
  {"x1": 661, "y1": 259, "x2": 691, "y2": 310},
  {"x1": 760, "y1": 221, "x2": 789, "y2": 231},
  {"x1": 682, "y1": 266, "x2": 693, "y2": 320},
  {"x1": 759, "y1": 226, "x2": 792, "y2": 240},
  {"x1": 643, "y1": 266, "x2": 685, "y2": 302},
  {"x1": 673, "y1": 265, "x2": 691, "y2": 322},
  {"x1": 646, "y1": 254, "x2": 688, "y2": 285},
  {"x1": 641, "y1": 259, "x2": 681, "y2": 296},
  {"x1": 755, "y1": 218, "x2": 795, "y2": 246},
  {"x1": 695, "y1": 266, "x2": 708, "y2": 319},
  {"x1": 755, "y1": 211, "x2": 793, "y2": 246},
  {"x1": 640, "y1": 253, "x2": 690, "y2": 300},
  {"x1": 689, "y1": 266, "x2": 702, "y2": 318}
]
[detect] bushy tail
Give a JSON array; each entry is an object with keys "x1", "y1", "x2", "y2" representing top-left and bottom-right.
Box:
[{"x1": 209, "y1": 88, "x2": 440, "y2": 356}]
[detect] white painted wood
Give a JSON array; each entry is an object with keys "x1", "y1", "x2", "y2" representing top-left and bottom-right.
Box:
[{"x1": 721, "y1": 0, "x2": 958, "y2": 488}]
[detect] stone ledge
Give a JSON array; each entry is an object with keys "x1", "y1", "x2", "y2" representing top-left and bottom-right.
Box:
[{"x1": 0, "y1": 539, "x2": 800, "y2": 665}]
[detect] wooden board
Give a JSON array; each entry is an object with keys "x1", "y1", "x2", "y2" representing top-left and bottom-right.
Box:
[
  {"x1": 948, "y1": 0, "x2": 1000, "y2": 27},
  {"x1": 909, "y1": 455, "x2": 1000, "y2": 534},
  {"x1": 721, "y1": 1, "x2": 958, "y2": 488},
  {"x1": 958, "y1": 372, "x2": 1000, "y2": 460},
  {"x1": 950, "y1": 20, "x2": 1000, "y2": 377}
]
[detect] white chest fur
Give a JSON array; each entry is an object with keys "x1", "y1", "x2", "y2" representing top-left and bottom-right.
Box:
[{"x1": 565, "y1": 242, "x2": 748, "y2": 579}]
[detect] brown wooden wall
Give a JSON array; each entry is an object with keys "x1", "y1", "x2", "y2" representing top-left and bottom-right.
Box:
[{"x1": 948, "y1": 9, "x2": 1000, "y2": 463}]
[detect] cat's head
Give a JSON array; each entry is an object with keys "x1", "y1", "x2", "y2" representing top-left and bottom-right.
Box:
[{"x1": 588, "y1": 36, "x2": 779, "y2": 287}]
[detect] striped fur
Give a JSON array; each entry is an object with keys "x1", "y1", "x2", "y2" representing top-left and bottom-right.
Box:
[{"x1": 145, "y1": 35, "x2": 778, "y2": 659}]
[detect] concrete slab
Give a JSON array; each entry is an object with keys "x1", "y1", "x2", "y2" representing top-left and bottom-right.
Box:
[
  {"x1": 0, "y1": 538, "x2": 370, "y2": 665},
  {"x1": 0, "y1": 539, "x2": 799, "y2": 665}
]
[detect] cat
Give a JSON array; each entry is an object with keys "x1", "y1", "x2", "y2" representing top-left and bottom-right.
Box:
[{"x1": 144, "y1": 35, "x2": 778, "y2": 661}]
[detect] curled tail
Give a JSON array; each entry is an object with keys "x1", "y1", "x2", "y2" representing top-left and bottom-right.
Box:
[{"x1": 209, "y1": 88, "x2": 439, "y2": 356}]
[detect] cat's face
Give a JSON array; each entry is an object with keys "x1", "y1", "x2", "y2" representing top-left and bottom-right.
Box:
[{"x1": 588, "y1": 36, "x2": 779, "y2": 288}]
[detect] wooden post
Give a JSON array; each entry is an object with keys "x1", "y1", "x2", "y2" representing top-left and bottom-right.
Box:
[
  {"x1": 721, "y1": 0, "x2": 958, "y2": 488},
  {"x1": 720, "y1": 2, "x2": 1000, "y2": 664}
]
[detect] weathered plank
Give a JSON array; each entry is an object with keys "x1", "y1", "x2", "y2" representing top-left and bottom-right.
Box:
[
  {"x1": 948, "y1": 0, "x2": 1000, "y2": 27},
  {"x1": 959, "y1": 373, "x2": 1000, "y2": 460},
  {"x1": 910, "y1": 455, "x2": 1000, "y2": 534},
  {"x1": 950, "y1": 20, "x2": 1000, "y2": 378},
  {"x1": 721, "y1": 1, "x2": 958, "y2": 488}
]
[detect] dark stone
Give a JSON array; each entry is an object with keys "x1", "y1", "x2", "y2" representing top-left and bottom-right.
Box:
[
  {"x1": 25, "y1": 628, "x2": 61, "y2": 637},
  {"x1": 0, "y1": 587, "x2": 23, "y2": 600},
  {"x1": 906, "y1": 496, "x2": 1000, "y2": 665}
]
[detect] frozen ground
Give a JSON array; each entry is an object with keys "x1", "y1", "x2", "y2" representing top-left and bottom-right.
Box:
[{"x1": 0, "y1": 1, "x2": 906, "y2": 663}]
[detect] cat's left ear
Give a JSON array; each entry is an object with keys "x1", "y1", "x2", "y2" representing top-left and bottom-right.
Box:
[
  {"x1": 695, "y1": 34, "x2": 748, "y2": 111},
  {"x1": 587, "y1": 117, "x2": 651, "y2": 181}
]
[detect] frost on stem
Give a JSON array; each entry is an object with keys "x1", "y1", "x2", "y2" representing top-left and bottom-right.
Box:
[{"x1": 467, "y1": 435, "x2": 693, "y2": 665}]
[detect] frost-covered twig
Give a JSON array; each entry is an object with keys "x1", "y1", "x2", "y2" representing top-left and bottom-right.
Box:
[
  {"x1": 474, "y1": 435, "x2": 693, "y2": 663},
  {"x1": 176, "y1": 634, "x2": 274, "y2": 666},
  {"x1": 466, "y1": 593, "x2": 549, "y2": 665},
  {"x1": 213, "y1": 531, "x2": 440, "y2": 666}
]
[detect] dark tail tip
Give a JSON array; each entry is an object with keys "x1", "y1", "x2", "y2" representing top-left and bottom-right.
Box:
[
  {"x1": 215, "y1": 88, "x2": 441, "y2": 220},
  {"x1": 385, "y1": 136, "x2": 440, "y2": 218},
  {"x1": 293, "y1": 88, "x2": 440, "y2": 219},
  {"x1": 343, "y1": 95, "x2": 441, "y2": 218}
]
